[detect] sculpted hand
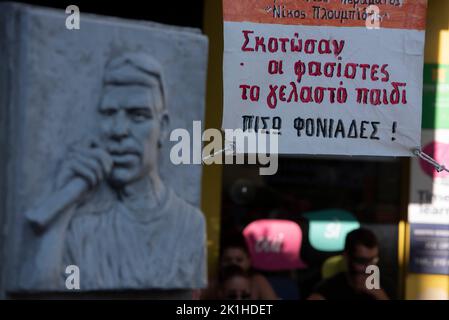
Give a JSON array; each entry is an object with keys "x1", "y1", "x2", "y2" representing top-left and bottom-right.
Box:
[
  {"x1": 26, "y1": 141, "x2": 113, "y2": 230},
  {"x1": 56, "y1": 140, "x2": 113, "y2": 191}
]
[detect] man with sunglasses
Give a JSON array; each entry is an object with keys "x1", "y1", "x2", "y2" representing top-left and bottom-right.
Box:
[{"x1": 308, "y1": 228, "x2": 390, "y2": 300}]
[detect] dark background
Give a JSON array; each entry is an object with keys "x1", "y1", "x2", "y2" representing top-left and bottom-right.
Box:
[{"x1": 1, "y1": 0, "x2": 205, "y2": 28}]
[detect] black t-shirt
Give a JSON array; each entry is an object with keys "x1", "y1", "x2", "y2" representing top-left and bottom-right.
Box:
[{"x1": 313, "y1": 273, "x2": 377, "y2": 300}]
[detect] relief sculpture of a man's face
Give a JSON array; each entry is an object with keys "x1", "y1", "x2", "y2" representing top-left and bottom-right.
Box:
[{"x1": 98, "y1": 79, "x2": 167, "y2": 188}]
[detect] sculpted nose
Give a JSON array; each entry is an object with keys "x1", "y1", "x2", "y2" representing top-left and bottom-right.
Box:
[{"x1": 111, "y1": 111, "x2": 130, "y2": 140}]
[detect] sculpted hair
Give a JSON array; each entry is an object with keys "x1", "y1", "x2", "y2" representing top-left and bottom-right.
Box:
[{"x1": 103, "y1": 52, "x2": 168, "y2": 115}]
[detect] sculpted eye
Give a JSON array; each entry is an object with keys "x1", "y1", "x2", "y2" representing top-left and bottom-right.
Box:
[
  {"x1": 100, "y1": 108, "x2": 117, "y2": 116},
  {"x1": 128, "y1": 108, "x2": 152, "y2": 122}
]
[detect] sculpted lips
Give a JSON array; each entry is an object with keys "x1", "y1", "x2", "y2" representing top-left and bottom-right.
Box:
[{"x1": 108, "y1": 148, "x2": 140, "y2": 167}]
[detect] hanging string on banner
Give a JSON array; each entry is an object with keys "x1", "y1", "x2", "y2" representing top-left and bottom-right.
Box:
[
  {"x1": 414, "y1": 149, "x2": 449, "y2": 173},
  {"x1": 202, "y1": 140, "x2": 236, "y2": 163}
]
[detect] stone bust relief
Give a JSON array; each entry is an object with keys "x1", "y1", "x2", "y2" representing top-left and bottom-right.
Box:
[{"x1": 23, "y1": 52, "x2": 207, "y2": 292}]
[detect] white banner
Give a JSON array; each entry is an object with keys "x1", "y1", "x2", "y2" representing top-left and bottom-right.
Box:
[{"x1": 222, "y1": 1, "x2": 427, "y2": 156}]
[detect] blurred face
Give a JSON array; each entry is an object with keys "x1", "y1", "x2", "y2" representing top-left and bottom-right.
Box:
[
  {"x1": 99, "y1": 83, "x2": 166, "y2": 187},
  {"x1": 221, "y1": 247, "x2": 251, "y2": 271},
  {"x1": 346, "y1": 245, "x2": 379, "y2": 275},
  {"x1": 222, "y1": 276, "x2": 252, "y2": 300}
]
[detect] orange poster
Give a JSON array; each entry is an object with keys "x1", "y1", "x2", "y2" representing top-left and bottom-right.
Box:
[{"x1": 223, "y1": 0, "x2": 427, "y2": 30}]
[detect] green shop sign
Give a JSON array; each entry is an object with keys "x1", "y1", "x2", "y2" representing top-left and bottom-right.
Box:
[{"x1": 422, "y1": 64, "x2": 449, "y2": 129}]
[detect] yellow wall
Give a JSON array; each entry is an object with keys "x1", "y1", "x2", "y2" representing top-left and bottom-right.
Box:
[
  {"x1": 405, "y1": 0, "x2": 449, "y2": 300},
  {"x1": 424, "y1": 0, "x2": 449, "y2": 64},
  {"x1": 202, "y1": 0, "x2": 224, "y2": 277}
]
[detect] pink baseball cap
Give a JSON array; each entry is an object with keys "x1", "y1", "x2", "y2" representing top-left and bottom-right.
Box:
[{"x1": 243, "y1": 219, "x2": 307, "y2": 271}]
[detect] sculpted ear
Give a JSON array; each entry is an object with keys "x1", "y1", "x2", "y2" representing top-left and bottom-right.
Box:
[{"x1": 158, "y1": 112, "x2": 170, "y2": 148}]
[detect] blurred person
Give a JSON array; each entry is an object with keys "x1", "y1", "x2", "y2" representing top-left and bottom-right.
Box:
[
  {"x1": 218, "y1": 265, "x2": 252, "y2": 300},
  {"x1": 308, "y1": 228, "x2": 390, "y2": 300},
  {"x1": 201, "y1": 239, "x2": 278, "y2": 300}
]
